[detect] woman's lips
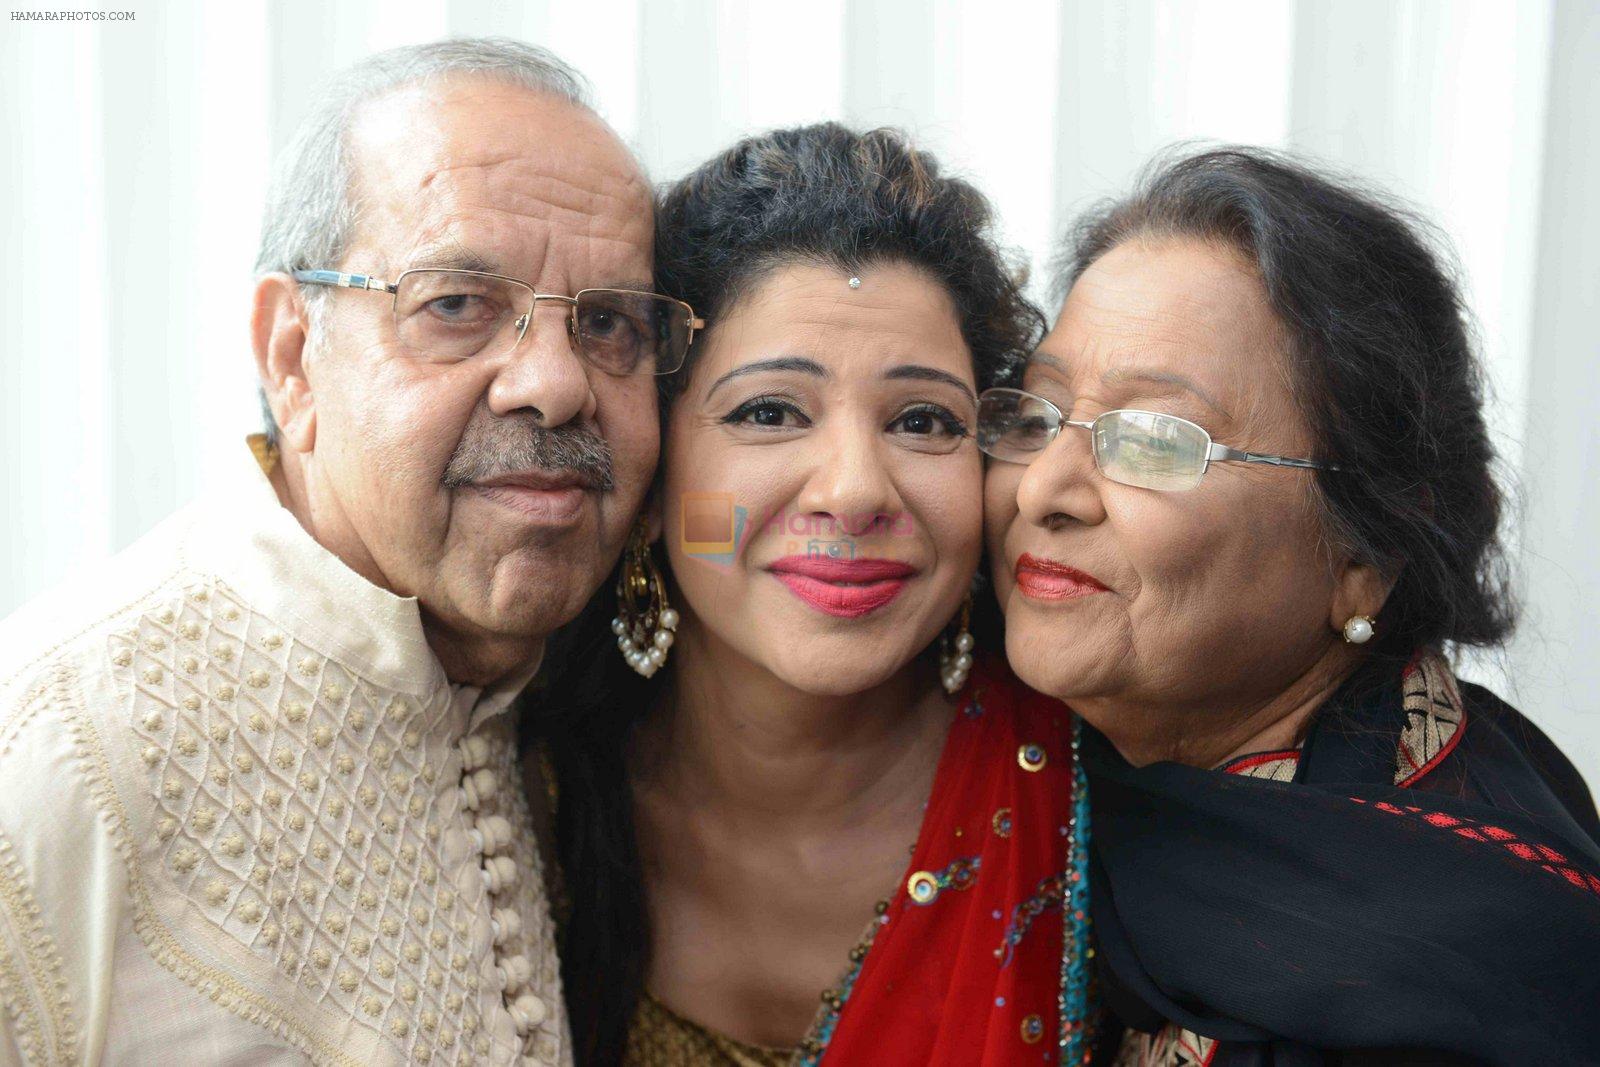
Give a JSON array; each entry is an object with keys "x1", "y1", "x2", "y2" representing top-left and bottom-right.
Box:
[
  {"x1": 1013, "y1": 552, "x2": 1109, "y2": 602},
  {"x1": 766, "y1": 556, "x2": 916, "y2": 619}
]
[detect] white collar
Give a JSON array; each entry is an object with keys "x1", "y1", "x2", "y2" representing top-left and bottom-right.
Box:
[{"x1": 185, "y1": 436, "x2": 540, "y2": 733}]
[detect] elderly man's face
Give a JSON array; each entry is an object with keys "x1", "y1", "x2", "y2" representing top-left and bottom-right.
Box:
[{"x1": 287, "y1": 77, "x2": 657, "y2": 673}]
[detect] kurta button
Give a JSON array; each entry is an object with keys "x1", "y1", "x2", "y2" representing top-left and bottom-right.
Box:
[
  {"x1": 478, "y1": 814, "x2": 512, "y2": 854},
  {"x1": 483, "y1": 855, "x2": 517, "y2": 894},
  {"x1": 459, "y1": 734, "x2": 491, "y2": 771},
  {"x1": 472, "y1": 768, "x2": 497, "y2": 802},
  {"x1": 509, "y1": 992, "x2": 546, "y2": 1033},
  {"x1": 501, "y1": 954, "x2": 533, "y2": 993},
  {"x1": 492, "y1": 854, "x2": 518, "y2": 891},
  {"x1": 462, "y1": 768, "x2": 497, "y2": 810},
  {"x1": 492, "y1": 907, "x2": 521, "y2": 944}
]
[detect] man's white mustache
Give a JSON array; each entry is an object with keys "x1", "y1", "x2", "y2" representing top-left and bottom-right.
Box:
[{"x1": 442, "y1": 422, "x2": 615, "y2": 492}]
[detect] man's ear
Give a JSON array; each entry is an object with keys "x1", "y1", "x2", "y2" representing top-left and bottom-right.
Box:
[{"x1": 251, "y1": 273, "x2": 317, "y2": 453}]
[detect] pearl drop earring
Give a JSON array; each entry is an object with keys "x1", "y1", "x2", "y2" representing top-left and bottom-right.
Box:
[
  {"x1": 1342, "y1": 615, "x2": 1375, "y2": 644},
  {"x1": 940, "y1": 596, "x2": 975, "y2": 694},
  {"x1": 612, "y1": 519, "x2": 678, "y2": 678}
]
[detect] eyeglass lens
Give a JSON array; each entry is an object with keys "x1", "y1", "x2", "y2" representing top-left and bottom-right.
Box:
[
  {"x1": 392, "y1": 270, "x2": 690, "y2": 374},
  {"x1": 976, "y1": 389, "x2": 1212, "y2": 491}
]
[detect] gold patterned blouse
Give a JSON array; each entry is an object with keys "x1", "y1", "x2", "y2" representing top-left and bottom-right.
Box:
[{"x1": 626, "y1": 993, "x2": 793, "y2": 1067}]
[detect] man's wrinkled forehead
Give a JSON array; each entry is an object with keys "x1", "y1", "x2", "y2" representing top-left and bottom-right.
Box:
[{"x1": 344, "y1": 76, "x2": 653, "y2": 286}]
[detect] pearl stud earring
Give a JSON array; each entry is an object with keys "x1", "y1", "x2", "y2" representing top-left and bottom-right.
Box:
[{"x1": 1342, "y1": 615, "x2": 1375, "y2": 644}]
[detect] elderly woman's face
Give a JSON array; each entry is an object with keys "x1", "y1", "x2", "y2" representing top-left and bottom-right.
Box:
[
  {"x1": 986, "y1": 237, "x2": 1350, "y2": 740},
  {"x1": 660, "y1": 261, "x2": 982, "y2": 696}
]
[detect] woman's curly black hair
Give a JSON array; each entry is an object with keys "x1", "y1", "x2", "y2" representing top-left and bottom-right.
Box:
[
  {"x1": 1058, "y1": 145, "x2": 1517, "y2": 671},
  {"x1": 532, "y1": 122, "x2": 1044, "y2": 1066},
  {"x1": 654, "y1": 122, "x2": 1044, "y2": 404}
]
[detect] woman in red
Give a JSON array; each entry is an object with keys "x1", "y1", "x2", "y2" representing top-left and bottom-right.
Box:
[{"x1": 530, "y1": 123, "x2": 1096, "y2": 1065}]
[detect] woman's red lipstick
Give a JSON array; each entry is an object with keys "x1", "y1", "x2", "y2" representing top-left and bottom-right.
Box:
[
  {"x1": 766, "y1": 556, "x2": 915, "y2": 618},
  {"x1": 1013, "y1": 552, "x2": 1109, "y2": 601}
]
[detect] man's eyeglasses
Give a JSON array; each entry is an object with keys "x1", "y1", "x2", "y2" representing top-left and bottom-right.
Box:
[
  {"x1": 291, "y1": 268, "x2": 705, "y2": 376},
  {"x1": 976, "y1": 387, "x2": 1337, "y2": 491}
]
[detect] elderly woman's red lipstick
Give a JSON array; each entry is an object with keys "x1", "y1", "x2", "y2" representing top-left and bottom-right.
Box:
[{"x1": 1013, "y1": 553, "x2": 1109, "y2": 601}]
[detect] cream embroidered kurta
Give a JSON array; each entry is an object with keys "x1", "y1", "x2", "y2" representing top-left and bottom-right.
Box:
[{"x1": 0, "y1": 437, "x2": 569, "y2": 1066}]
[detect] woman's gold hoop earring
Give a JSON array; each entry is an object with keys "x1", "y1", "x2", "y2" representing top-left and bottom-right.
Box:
[
  {"x1": 940, "y1": 595, "x2": 975, "y2": 694},
  {"x1": 612, "y1": 519, "x2": 678, "y2": 678},
  {"x1": 1342, "y1": 614, "x2": 1376, "y2": 645}
]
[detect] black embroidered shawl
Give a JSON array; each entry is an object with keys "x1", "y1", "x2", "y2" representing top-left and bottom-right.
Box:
[{"x1": 1085, "y1": 657, "x2": 1600, "y2": 1066}]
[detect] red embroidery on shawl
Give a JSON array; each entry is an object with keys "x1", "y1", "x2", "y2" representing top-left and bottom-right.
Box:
[{"x1": 1355, "y1": 797, "x2": 1600, "y2": 899}]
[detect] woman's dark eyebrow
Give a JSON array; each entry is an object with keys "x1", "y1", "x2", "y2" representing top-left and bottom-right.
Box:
[
  {"x1": 1029, "y1": 352, "x2": 1230, "y2": 419},
  {"x1": 883, "y1": 365, "x2": 976, "y2": 402},
  {"x1": 706, "y1": 356, "x2": 829, "y2": 400},
  {"x1": 1101, "y1": 366, "x2": 1231, "y2": 419}
]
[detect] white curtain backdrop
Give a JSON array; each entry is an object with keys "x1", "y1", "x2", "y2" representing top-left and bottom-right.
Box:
[{"x1": 4, "y1": 0, "x2": 1596, "y2": 784}]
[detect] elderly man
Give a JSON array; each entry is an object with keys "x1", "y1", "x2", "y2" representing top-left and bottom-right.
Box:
[{"x1": 0, "y1": 38, "x2": 692, "y2": 1066}]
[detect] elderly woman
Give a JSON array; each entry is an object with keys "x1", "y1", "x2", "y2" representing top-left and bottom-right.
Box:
[
  {"x1": 980, "y1": 148, "x2": 1600, "y2": 1064},
  {"x1": 532, "y1": 123, "x2": 1092, "y2": 1067}
]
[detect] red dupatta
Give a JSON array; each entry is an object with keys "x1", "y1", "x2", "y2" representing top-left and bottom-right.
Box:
[{"x1": 811, "y1": 655, "x2": 1084, "y2": 1065}]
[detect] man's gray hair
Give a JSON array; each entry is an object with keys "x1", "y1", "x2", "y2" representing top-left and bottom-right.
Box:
[{"x1": 252, "y1": 37, "x2": 595, "y2": 445}]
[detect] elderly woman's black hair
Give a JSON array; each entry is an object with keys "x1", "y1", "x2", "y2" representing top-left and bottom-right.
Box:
[
  {"x1": 527, "y1": 121, "x2": 1043, "y2": 1066},
  {"x1": 1059, "y1": 144, "x2": 1516, "y2": 678}
]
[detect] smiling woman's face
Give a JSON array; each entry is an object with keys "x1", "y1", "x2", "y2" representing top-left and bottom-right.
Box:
[
  {"x1": 660, "y1": 260, "x2": 982, "y2": 696},
  {"x1": 985, "y1": 237, "x2": 1370, "y2": 752}
]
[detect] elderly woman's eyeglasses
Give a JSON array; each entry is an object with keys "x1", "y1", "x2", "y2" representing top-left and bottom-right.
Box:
[
  {"x1": 292, "y1": 268, "x2": 705, "y2": 376},
  {"x1": 976, "y1": 387, "x2": 1337, "y2": 491}
]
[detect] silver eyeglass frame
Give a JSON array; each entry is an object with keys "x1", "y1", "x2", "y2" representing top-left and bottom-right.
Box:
[
  {"x1": 290, "y1": 267, "x2": 705, "y2": 376},
  {"x1": 976, "y1": 387, "x2": 1340, "y2": 485}
]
